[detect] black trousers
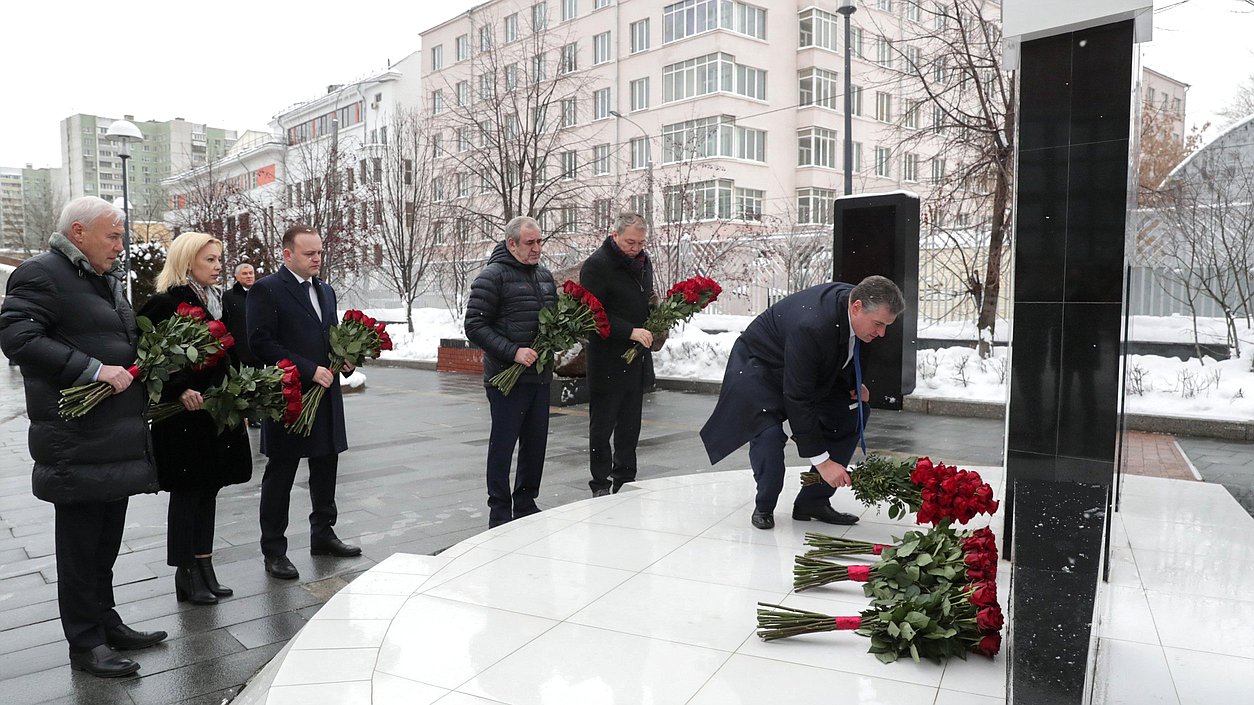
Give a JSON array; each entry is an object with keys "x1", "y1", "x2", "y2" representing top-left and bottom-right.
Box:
[
  {"x1": 166, "y1": 488, "x2": 218, "y2": 567},
  {"x1": 588, "y1": 365, "x2": 644, "y2": 492},
  {"x1": 749, "y1": 401, "x2": 870, "y2": 514},
  {"x1": 485, "y1": 383, "x2": 549, "y2": 526},
  {"x1": 259, "y1": 454, "x2": 339, "y2": 558},
  {"x1": 54, "y1": 499, "x2": 127, "y2": 649}
]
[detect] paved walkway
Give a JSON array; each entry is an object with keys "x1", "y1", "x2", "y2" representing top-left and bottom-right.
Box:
[{"x1": 0, "y1": 357, "x2": 1249, "y2": 704}]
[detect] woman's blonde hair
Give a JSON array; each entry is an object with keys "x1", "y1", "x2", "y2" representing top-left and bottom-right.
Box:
[{"x1": 156, "y1": 232, "x2": 222, "y2": 293}]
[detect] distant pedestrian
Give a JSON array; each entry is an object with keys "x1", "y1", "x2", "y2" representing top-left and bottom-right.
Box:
[
  {"x1": 0, "y1": 196, "x2": 166, "y2": 677},
  {"x1": 465, "y1": 216, "x2": 557, "y2": 528},
  {"x1": 701, "y1": 276, "x2": 905, "y2": 530},
  {"x1": 247, "y1": 225, "x2": 360, "y2": 582},
  {"x1": 580, "y1": 213, "x2": 656, "y2": 497},
  {"x1": 139, "y1": 232, "x2": 252, "y2": 606}
]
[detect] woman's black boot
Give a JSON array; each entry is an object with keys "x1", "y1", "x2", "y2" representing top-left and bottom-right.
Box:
[
  {"x1": 174, "y1": 565, "x2": 218, "y2": 605},
  {"x1": 195, "y1": 556, "x2": 233, "y2": 597}
]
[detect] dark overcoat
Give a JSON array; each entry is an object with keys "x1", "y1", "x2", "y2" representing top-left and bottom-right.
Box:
[
  {"x1": 138, "y1": 287, "x2": 252, "y2": 491},
  {"x1": 221, "y1": 281, "x2": 259, "y2": 366},
  {"x1": 700, "y1": 283, "x2": 860, "y2": 464},
  {"x1": 579, "y1": 239, "x2": 654, "y2": 392},
  {"x1": 246, "y1": 266, "x2": 348, "y2": 459},
  {"x1": 0, "y1": 246, "x2": 157, "y2": 504}
]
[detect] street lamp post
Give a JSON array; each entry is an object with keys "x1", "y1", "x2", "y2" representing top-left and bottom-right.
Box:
[
  {"x1": 837, "y1": 0, "x2": 857, "y2": 196},
  {"x1": 609, "y1": 110, "x2": 654, "y2": 236},
  {"x1": 106, "y1": 119, "x2": 144, "y2": 301}
]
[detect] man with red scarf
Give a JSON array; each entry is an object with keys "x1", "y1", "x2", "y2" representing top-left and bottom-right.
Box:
[{"x1": 580, "y1": 213, "x2": 656, "y2": 496}]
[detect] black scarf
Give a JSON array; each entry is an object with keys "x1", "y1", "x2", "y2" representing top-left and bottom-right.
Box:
[{"x1": 605, "y1": 235, "x2": 648, "y2": 273}]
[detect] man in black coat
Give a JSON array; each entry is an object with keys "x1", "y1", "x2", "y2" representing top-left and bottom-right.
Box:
[
  {"x1": 465, "y1": 216, "x2": 557, "y2": 528},
  {"x1": 701, "y1": 276, "x2": 905, "y2": 530},
  {"x1": 580, "y1": 213, "x2": 655, "y2": 496},
  {"x1": 0, "y1": 197, "x2": 165, "y2": 677},
  {"x1": 221, "y1": 262, "x2": 258, "y2": 367},
  {"x1": 247, "y1": 225, "x2": 359, "y2": 580}
]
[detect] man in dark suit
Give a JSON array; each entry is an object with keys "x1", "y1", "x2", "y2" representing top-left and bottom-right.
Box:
[
  {"x1": 222, "y1": 262, "x2": 261, "y2": 426},
  {"x1": 246, "y1": 225, "x2": 360, "y2": 580},
  {"x1": 701, "y1": 276, "x2": 905, "y2": 530},
  {"x1": 580, "y1": 213, "x2": 655, "y2": 497}
]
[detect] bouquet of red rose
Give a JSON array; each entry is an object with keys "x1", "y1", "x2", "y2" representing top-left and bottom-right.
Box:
[
  {"x1": 623, "y1": 276, "x2": 722, "y2": 364},
  {"x1": 489, "y1": 280, "x2": 610, "y2": 395},
  {"x1": 794, "y1": 524, "x2": 966, "y2": 592},
  {"x1": 58, "y1": 303, "x2": 234, "y2": 419},
  {"x1": 287, "y1": 310, "x2": 392, "y2": 436},
  {"x1": 145, "y1": 358, "x2": 304, "y2": 432},
  {"x1": 756, "y1": 578, "x2": 1003, "y2": 662},
  {"x1": 801, "y1": 455, "x2": 999, "y2": 526}
]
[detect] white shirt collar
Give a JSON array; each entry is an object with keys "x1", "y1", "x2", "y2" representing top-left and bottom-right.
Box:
[{"x1": 286, "y1": 266, "x2": 312, "y2": 286}]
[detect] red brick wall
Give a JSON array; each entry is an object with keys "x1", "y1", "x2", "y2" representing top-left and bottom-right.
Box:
[{"x1": 437, "y1": 346, "x2": 484, "y2": 374}]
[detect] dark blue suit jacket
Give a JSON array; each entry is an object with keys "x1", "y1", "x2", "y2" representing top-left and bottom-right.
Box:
[
  {"x1": 246, "y1": 266, "x2": 347, "y2": 459},
  {"x1": 701, "y1": 283, "x2": 859, "y2": 464}
]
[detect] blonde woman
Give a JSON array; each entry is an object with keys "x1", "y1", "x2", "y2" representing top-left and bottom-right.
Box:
[{"x1": 139, "y1": 233, "x2": 252, "y2": 605}]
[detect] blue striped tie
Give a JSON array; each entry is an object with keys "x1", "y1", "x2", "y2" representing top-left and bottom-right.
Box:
[{"x1": 853, "y1": 338, "x2": 866, "y2": 457}]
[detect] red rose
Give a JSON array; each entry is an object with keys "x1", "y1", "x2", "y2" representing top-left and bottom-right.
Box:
[
  {"x1": 975, "y1": 634, "x2": 1001, "y2": 657},
  {"x1": 188, "y1": 306, "x2": 206, "y2": 321},
  {"x1": 286, "y1": 400, "x2": 302, "y2": 414},
  {"x1": 219, "y1": 334, "x2": 235, "y2": 350},
  {"x1": 283, "y1": 371, "x2": 299, "y2": 386},
  {"x1": 127, "y1": 365, "x2": 141, "y2": 378},
  {"x1": 969, "y1": 582, "x2": 999, "y2": 607},
  {"x1": 207, "y1": 320, "x2": 226, "y2": 337},
  {"x1": 276, "y1": 358, "x2": 295, "y2": 370}
]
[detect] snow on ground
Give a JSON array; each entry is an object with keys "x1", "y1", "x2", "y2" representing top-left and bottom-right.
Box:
[{"x1": 365, "y1": 307, "x2": 1254, "y2": 422}]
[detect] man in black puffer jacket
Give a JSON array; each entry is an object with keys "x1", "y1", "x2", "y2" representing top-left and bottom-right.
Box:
[
  {"x1": 580, "y1": 213, "x2": 656, "y2": 497},
  {"x1": 0, "y1": 197, "x2": 164, "y2": 678},
  {"x1": 464, "y1": 216, "x2": 557, "y2": 528}
]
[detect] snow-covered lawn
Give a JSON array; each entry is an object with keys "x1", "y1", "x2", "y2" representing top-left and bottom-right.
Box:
[{"x1": 359, "y1": 307, "x2": 1254, "y2": 422}]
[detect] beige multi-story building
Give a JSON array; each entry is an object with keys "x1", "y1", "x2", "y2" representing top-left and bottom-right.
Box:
[
  {"x1": 61, "y1": 114, "x2": 239, "y2": 221},
  {"x1": 419, "y1": 0, "x2": 965, "y2": 309},
  {"x1": 1142, "y1": 66, "x2": 1188, "y2": 146}
]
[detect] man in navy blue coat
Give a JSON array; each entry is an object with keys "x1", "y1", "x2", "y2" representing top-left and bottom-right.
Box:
[
  {"x1": 700, "y1": 276, "x2": 905, "y2": 530},
  {"x1": 247, "y1": 225, "x2": 359, "y2": 580}
]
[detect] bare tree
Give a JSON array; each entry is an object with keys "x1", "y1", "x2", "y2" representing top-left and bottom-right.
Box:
[
  {"x1": 1138, "y1": 107, "x2": 1206, "y2": 207},
  {"x1": 166, "y1": 161, "x2": 281, "y2": 276},
  {"x1": 1216, "y1": 72, "x2": 1254, "y2": 128},
  {"x1": 431, "y1": 7, "x2": 611, "y2": 249},
  {"x1": 433, "y1": 216, "x2": 494, "y2": 325},
  {"x1": 875, "y1": 0, "x2": 1014, "y2": 355},
  {"x1": 1152, "y1": 149, "x2": 1254, "y2": 357},
  {"x1": 20, "y1": 173, "x2": 66, "y2": 256},
  {"x1": 282, "y1": 128, "x2": 371, "y2": 287},
  {"x1": 365, "y1": 107, "x2": 451, "y2": 332}
]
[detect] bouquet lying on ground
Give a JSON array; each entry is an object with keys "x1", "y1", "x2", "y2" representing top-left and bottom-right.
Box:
[
  {"x1": 288, "y1": 310, "x2": 392, "y2": 436},
  {"x1": 795, "y1": 525, "x2": 998, "y2": 594},
  {"x1": 756, "y1": 578, "x2": 1003, "y2": 662},
  {"x1": 59, "y1": 303, "x2": 234, "y2": 419},
  {"x1": 623, "y1": 276, "x2": 722, "y2": 364},
  {"x1": 801, "y1": 455, "x2": 999, "y2": 525},
  {"x1": 145, "y1": 359, "x2": 304, "y2": 432},
  {"x1": 489, "y1": 280, "x2": 610, "y2": 395}
]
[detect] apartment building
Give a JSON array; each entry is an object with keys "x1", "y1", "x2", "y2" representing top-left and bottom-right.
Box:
[
  {"x1": 0, "y1": 167, "x2": 22, "y2": 249},
  {"x1": 420, "y1": 0, "x2": 957, "y2": 242},
  {"x1": 1142, "y1": 67, "x2": 1188, "y2": 146},
  {"x1": 61, "y1": 114, "x2": 239, "y2": 220}
]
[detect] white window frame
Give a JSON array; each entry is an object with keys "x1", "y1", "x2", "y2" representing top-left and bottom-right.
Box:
[
  {"x1": 593, "y1": 31, "x2": 612, "y2": 64},
  {"x1": 630, "y1": 18, "x2": 651, "y2": 53},
  {"x1": 630, "y1": 77, "x2": 650, "y2": 112},
  {"x1": 593, "y1": 87, "x2": 612, "y2": 120}
]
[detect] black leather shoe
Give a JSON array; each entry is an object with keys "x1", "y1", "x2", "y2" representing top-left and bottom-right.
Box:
[
  {"x1": 105, "y1": 624, "x2": 168, "y2": 651},
  {"x1": 792, "y1": 505, "x2": 860, "y2": 525},
  {"x1": 264, "y1": 555, "x2": 300, "y2": 579},
  {"x1": 69, "y1": 644, "x2": 140, "y2": 678},
  {"x1": 310, "y1": 538, "x2": 362, "y2": 557},
  {"x1": 751, "y1": 511, "x2": 775, "y2": 530},
  {"x1": 592, "y1": 488, "x2": 612, "y2": 498}
]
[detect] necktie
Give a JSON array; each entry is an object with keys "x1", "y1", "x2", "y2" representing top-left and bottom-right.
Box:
[
  {"x1": 853, "y1": 337, "x2": 867, "y2": 457},
  {"x1": 303, "y1": 281, "x2": 322, "y2": 321}
]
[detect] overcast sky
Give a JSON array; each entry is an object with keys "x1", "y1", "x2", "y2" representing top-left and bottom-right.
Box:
[{"x1": 0, "y1": 0, "x2": 1250, "y2": 169}]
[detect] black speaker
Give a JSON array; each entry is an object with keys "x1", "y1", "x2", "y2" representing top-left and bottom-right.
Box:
[{"x1": 832, "y1": 192, "x2": 919, "y2": 410}]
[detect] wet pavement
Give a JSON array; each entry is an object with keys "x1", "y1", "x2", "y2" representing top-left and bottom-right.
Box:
[{"x1": 0, "y1": 352, "x2": 1249, "y2": 704}]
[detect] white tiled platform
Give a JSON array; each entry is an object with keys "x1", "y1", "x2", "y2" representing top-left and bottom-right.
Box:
[{"x1": 231, "y1": 467, "x2": 1254, "y2": 705}]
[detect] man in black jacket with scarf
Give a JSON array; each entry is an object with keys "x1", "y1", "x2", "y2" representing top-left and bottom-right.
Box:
[
  {"x1": 0, "y1": 197, "x2": 165, "y2": 677},
  {"x1": 580, "y1": 213, "x2": 655, "y2": 497},
  {"x1": 701, "y1": 276, "x2": 905, "y2": 530},
  {"x1": 465, "y1": 216, "x2": 557, "y2": 528}
]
